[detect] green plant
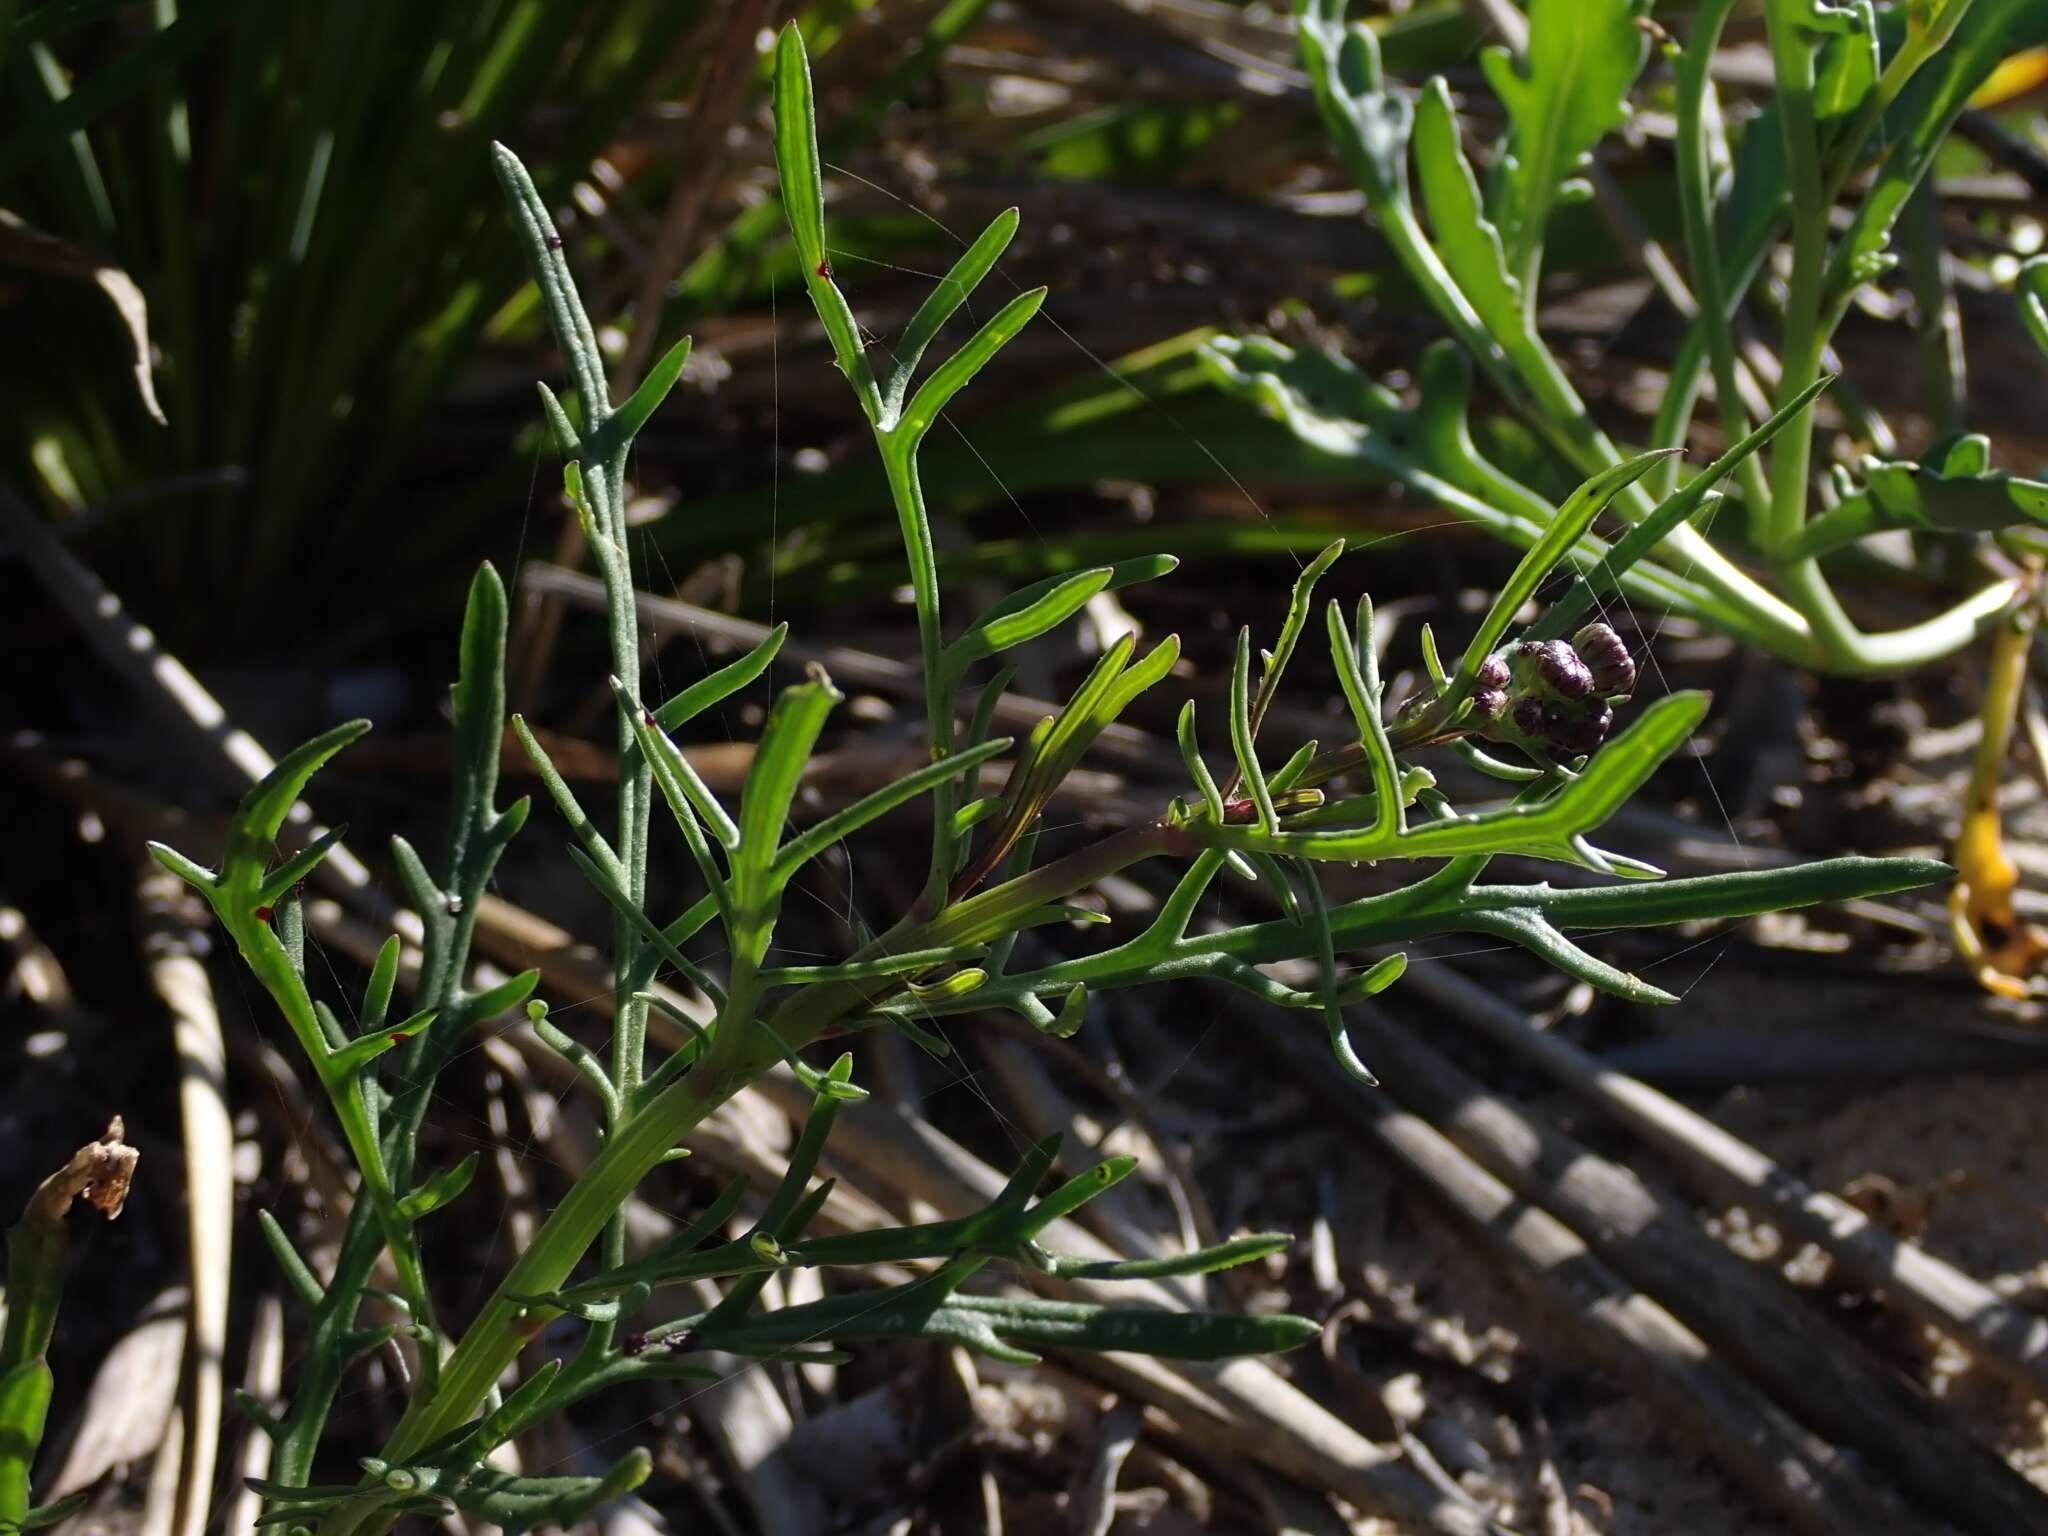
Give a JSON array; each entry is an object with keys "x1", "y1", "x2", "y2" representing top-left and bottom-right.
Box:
[
  {"x1": 1, "y1": 1120, "x2": 137, "y2": 1535},
  {"x1": 145, "y1": 22, "x2": 1949, "y2": 1533},
  {"x1": 1, "y1": 0, "x2": 732, "y2": 643},
  {"x1": 1202, "y1": 0, "x2": 2048, "y2": 676}
]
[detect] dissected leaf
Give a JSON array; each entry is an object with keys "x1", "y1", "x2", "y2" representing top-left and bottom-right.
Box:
[
  {"x1": 1479, "y1": 0, "x2": 1648, "y2": 280},
  {"x1": 1787, "y1": 443, "x2": 2048, "y2": 558}
]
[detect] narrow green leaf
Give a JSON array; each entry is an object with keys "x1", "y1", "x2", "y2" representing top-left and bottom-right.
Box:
[
  {"x1": 567, "y1": 847, "x2": 727, "y2": 1006},
  {"x1": 0, "y1": 1360, "x2": 53, "y2": 1527},
  {"x1": 944, "y1": 568, "x2": 1112, "y2": 677},
  {"x1": 898, "y1": 287, "x2": 1046, "y2": 439},
  {"x1": 774, "y1": 736, "x2": 1010, "y2": 881},
  {"x1": 773, "y1": 24, "x2": 881, "y2": 421},
  {"x1": 650, "y1": 625, "x2": 788, "y2": 732},
  {"x1": 361, "y1": 935, "x2": 401, "y2": 1031},
  {"x1": 532, "y1": 1007, "x2": 623, "y2": 1121},
  {"x1": 397, "y1": 1153, "x2": 480, "y2": 1222},
  {"x1": 511, "y1": 716, "x2": 623, "y2": 877},
  {"x1": 585, "y1": 334, "x2": 691, "y2": 466},
  {"x1": 1177, "y1": 702, "x2": 1225, "y2": 822},
  {"x1": 1528, "y1": 854, "x2": 1951, "y2": 930},
  {"x1": 445, "y1": 1451, "x2": 651, "y2": 1536},
  {"x1": 257, "y1": 824, "x2": 347, "y2": 907},
  {"x1": 1033, "y1": 1232, "x2": 1289, "y2": 1281},
  {"x1": 1526, "y1": 375, "x2": 1835, "y2": 642},
  {"x1": 256, "y1": 1209, "x2": 325, "y2": 1310},
  {"x1": 327, "y1": 1008, "x2": 437, "y2": 1079},
  {"x1": 15, "y1": 1492, "x2": 88, "y2": 1530},
  {"x1": 618, "y1": 681, "x2": 741, "y2": 891},
  {"x1": 884, "y1": 206, "x2": 1020, "y2": 414},
  {"x1": 468, "y1": 969, "x2": 541, "y2": 1023},
  {"x1": 535, "y1": 382, "x2": 579, "y2": 458},
  {"x1": 221, "y1": 721, "x2": 370, "y2": 880},
  {"x1": 1327, "y1": 600, "x2": 1402, "y2": 838},
  {"x1": 1465, "y1": 908, "x2": 1676, "y2": 1004},
  {"x1": 1229, "y1": 628, "x2": 1276, "y2": 832},
  {"x1": 736, "y1": 676, "x2": 841, "y2": 900}
]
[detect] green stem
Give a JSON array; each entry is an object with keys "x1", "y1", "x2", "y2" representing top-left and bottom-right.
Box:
[
  {"x1": 878, "y1": 432, "x2": 957, "y2": 900},
  {"x1": 1672, "y1": 0, "x2": 1773, "y2": 518}
]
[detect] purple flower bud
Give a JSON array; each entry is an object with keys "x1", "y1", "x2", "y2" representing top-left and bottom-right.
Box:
[
  {"x1": 1512, "y1": 697, "x2": 1546, "y2": 739},
  {"x1": 1555, "y1": 701, "x2": 1614, "y2": 759},
  {"x1": 1476, "y1": 652, "x2": 1511, "y2": 693},
  {"x1": 1573, "y1": 623, "x2": 1636, "y2": 698},
  {"x1": 1531, "y1": 639, "x2": 1593, "y2": 700},
  {"x1": 1472, "y1": 687, "x2": 1508, "y2": 721}
]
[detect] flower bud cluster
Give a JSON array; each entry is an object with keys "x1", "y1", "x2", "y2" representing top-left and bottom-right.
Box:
[{"x1": 1473, "y1": 623, "x2": 1636, "y2": 762}]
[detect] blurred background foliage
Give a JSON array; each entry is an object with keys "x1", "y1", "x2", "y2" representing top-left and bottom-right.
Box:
[
  {"x1": 5, "y1": 0, "x2": 2048, "y2": 701},
  {"x1": 0, "y1": 0, "x2": 1521, "y2": 674}
]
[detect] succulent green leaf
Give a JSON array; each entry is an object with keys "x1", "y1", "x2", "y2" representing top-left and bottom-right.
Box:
[
  {"x1": 328, "y1": 1007, "x2": 437, "y2": 1079},
  {"x1": 567, "y1": 847, "x2": 727, "y2": 1007},
  {"x1": 535, "y1": 383, "x2": 579, "y2": 459},
  {"x1": 1824, "y1": 0, "x2": 2048, "y2": 316},
  {"x1": 511, "y1": 715, "x2": 623, "y2": 877},
  {"x1": 1327, "y1": 600, "x2": 1401, "y2": 837},
  {"x1": 1464, "y1": 907, "x2": 1676, "y2": 1004},
  {"x1": 1526, "y1": 375, "x2": 1835, "y2": 642},
  {"x1": 945, "y1": 569, "x2": 1113, "y2": 677},
  {"x1": 1784, "y1": 447, "x2": 2048, "y2": 560},
  {"x1": 1295, "y1": 0, "x2": 1415, "y2": 213},
  {"x1": 718, "y1": 1286, "x2": 1318, "y2": 1364},
  {"x1": 362, "y1": 935, "x2": 402, "y2": 1032},
  {"x1": 1812, "y1": 0, "x2": 1878, "y2": 118},
  {"x1": 257, "y1": 824, "x2": 348, "y2": 908},
  {"x1": 1412, "y1": 77, "x2": 1524, "y2": 340}
]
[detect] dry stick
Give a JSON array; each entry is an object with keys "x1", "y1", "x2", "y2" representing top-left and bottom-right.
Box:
[
  {"x1": 614, "y1": 0, "x2": 777, "y2": 389},
  {"x1": 743, "y1": 1072, "x2": 1510, "y2": 1536},
  {"x1": 978, "y1": 1035, "x2": 1208, "y2": 1309},
  {"x1": 0, "y1": 483, "x2": 372, "y2": 894},
  {"x1": 1314, "y1": 1001, "x2": 2048, "y2": 1536},
  {"x1": 0, "y1": 895, "x2": 82, "y2": 1022},
  {"x1": 1400, "y1": 955, "x2": 2048, "y2": 1402},
  {"x1": 1242, "y1": 1006, "x2": 1923, "y2": 1536},
  {"x1": 227, "y1": 1295, "x2": 285, "y2": 1536},
  {"x1": 1069, "y1": 1397, "x2": 1143, "y2": 1536},
  {"x1": 137, "y1": 863, "x2": 234, "y2": 1536}
]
